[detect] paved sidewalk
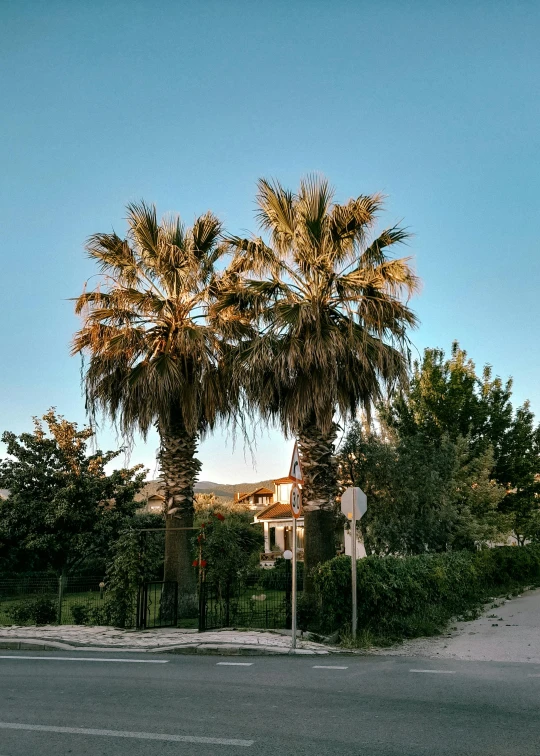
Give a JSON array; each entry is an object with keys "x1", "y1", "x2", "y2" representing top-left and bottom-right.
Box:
[
  {"x1": 0, "y1": 625, "x2": 336, "y2": 655},
  {"x1": 367, "y1": 587, "x2": 540, "y2": 663}
]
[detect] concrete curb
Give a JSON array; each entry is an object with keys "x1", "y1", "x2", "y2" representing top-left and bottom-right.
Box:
[{"x1": 0, "y1": 638, "x2": 334, "y2": 656}]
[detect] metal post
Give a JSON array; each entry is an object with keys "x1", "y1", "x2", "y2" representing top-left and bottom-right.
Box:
[
  {"x1": 351, "y1": 492, "x2": 357, "y2": 638},
  {"x1": 292, "y1": 517, "x2": 297, "y2": 650},
  {"x1": 57, "y1": 571, "x2": 66, "y2": 625}
]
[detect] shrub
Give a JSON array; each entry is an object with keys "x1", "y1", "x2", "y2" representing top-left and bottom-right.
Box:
[
  {"x1": 7, "y1": 596, "x2": 57, "y2": 625},
  {"x1": 312, "y1": 545, "x2": 540, "y2": 642},
  {"x1": 70, "y1": 603, "x2": 90, "y2": 625}
]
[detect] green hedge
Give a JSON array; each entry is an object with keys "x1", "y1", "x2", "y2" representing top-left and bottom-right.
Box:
[{"x1": 313, "y1": 545, "x2": 540, "y2": 641}]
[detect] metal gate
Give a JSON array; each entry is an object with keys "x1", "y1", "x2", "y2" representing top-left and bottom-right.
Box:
[
  {"x1": 137, "y1": 581, "x2": 178, "y2": 629},
  {"x1": 199, "y1": 573, "x2": 293, "y2": 632}
]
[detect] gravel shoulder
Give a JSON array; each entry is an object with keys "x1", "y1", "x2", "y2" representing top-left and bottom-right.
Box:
[{"x1": 367, "y1": 586, "x2": 540, "y2": 663}]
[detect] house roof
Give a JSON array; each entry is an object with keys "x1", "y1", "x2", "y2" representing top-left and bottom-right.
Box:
[
  {"x1": 273, "y1": 476, "x2": 296, "y2": 484},
  {"x1": 236, "y1": 487, "x2": 274, "y2": 503},
  {"x1": 134, "y1": 480, "x2": 163, "y2": 503},
  {"x1": 256, "y1": 502, "x2": 303, "y2": 520}
]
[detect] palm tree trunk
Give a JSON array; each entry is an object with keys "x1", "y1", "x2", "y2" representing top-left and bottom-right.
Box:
[
  {"x1": 298, "y1": 419, "x2": 339, "y2": 594},
  {"x1": 158, "y1": 409, "x2": 201, "y2": 597}
]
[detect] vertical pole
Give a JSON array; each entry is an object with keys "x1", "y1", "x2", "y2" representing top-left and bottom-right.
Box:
[
  {"x1": 351, "y1": 492, "x2": 357, "y2": 639},
  {"x1": 57, "y1": 569, "x2": 66, "y2": 625},
  {"x1": 291, "y1": 517, "x2": 297, "y2": 650}
]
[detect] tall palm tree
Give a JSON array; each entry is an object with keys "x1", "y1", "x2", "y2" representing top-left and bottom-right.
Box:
[
  {"x1": 217, "y1": 176, "x2": 419, "y2": 589},
  {"x1": 73, "y1": 201, "x2": 234, "y2": 595}
]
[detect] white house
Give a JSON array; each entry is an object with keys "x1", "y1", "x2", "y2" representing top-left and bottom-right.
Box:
[{"x1": 249, "y1": 475, "x2": 365, "y2": 565}]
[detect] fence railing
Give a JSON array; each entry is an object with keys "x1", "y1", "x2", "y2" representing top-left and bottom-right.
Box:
[
  {"x1": 0, "y1": 575, "x2": 108, "y2": 627},
  {"x1": 0, "y1": 567, "x2": 303, "y2": 632}
]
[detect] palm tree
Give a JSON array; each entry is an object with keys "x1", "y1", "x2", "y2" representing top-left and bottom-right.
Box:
[
  {"x1": 73, "y1": 201, "x2": 234, "y2": 595},
  {"x1": 217, "y1": 176, "x2": 419, "y2": 589}
]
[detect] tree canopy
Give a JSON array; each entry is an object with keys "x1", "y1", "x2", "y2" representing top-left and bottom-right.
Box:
[
  {"x1": 339, "y1": 342, "x2": 540, "y2": 553},
  {"x1": 0, "y1": 410, "x2": 146, "y2": 575}
]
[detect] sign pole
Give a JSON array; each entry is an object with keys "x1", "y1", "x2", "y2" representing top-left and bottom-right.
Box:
[
  {"x1": 351, "y1": 490, "x2": 357, "y2": 639},
  {"x1": 292, "y1": 516, "x2": 297, "y2": 650}
]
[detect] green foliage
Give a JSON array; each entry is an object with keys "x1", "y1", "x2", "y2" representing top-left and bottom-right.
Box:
[
  {"x1": 198, "y1": 513, "x2": 263, "y2": 591},
  {"x1": 7, "y1": 596, "x2": 57, "y2": 625},
  {"x1": 339, "y1": 421, "x2": 506, "y2": 554},
  {"x1": 0, "y1": 410, "x2": 146, "y2": 575},
  {"x1": 313, "y1": 546, "x2": 540, "y2": 641},
  {"x1": 99, "y1": 525, "x2": 164, "y2": 628},
  {"x1": 497, "y1": 403, "x2": 540, "y2": 544},
  {"x1": 70, "y1": 603, "x2": 90, "y2": 625},
  {"x1": 339, "y1": 342, "x2": 540, "y2": 552}
]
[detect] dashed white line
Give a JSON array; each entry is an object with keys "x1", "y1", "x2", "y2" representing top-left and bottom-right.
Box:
[
  {"x1": 0, "y1": 656, "x2": 167, "y2": 664},
  {"x1": 0, "y1": 722, "x2": 253, "y2": 747},
  {"x1": 409, "y1": 669, "x2": 456, "y2": 674},
  {"x1": 313, "y1": 665, "x2": 348, "y2": 670},
  {"x1": 216, "y1": 662, "x2": 253, "y2": 666}
]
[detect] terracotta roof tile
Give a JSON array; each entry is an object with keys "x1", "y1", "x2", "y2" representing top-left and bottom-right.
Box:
[{"x1": 256, "y1": 502, "x2": 303, "y2": 520}]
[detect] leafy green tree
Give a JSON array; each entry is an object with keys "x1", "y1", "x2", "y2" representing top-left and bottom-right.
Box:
[
  {"x1": 382, "y1": 342, "x2": 539, "y2": 545},
  {"x1": 218, "y1": 176, "x2": 418, "y2": 588},
  {"x1": 196, "y1": 513, "x2": 263, "y2": 625},
  {"x1": 0, "y1": 410, "x2": 145, "y2": 576},
  {"x1": 73, "y1": 202, "x2": 238, "y2": 594},
  {"x1": 497, "y1": 402, "x2": 540, "y2": 544},
  {"x1": 338, "y1": 421, "x2": 506, "y2": 554},
  {"x1": 384, "y1": 342, "x2": 514, "y2": 453}
]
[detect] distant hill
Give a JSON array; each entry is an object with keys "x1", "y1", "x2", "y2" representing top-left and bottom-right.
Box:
[
  {"x1": 137, "y1": 479, "x2": 275, "y2": 502},
  {"x1": 195, "y1": 480, "x2": 275, "y2": 499}
]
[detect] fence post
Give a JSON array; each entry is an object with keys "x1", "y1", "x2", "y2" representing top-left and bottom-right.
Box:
[
  {"x1": 198, "y1": 580, "x2": 206, "y2": 632},
  {"x1": 57, "y1": 570, "x2": 66, "y2": 625}
]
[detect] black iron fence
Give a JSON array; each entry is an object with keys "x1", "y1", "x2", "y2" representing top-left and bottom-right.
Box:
[
  {"x1": 200, "y1": 568, "x2": 301, "y2": 632},
  {"x1": 0, "y1": 575, "x2": 108, "y2": 626},
  {"x1": 0, "y1": 567, "x2": 301, "y2": 632},
  {"x1": 136, "y1": 581, "x2": 178, "y2": 629}
]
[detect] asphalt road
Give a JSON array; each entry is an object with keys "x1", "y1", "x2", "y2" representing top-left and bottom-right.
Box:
[{"x1": 1, "y1": 651, "x2": 540, "y2": 756}]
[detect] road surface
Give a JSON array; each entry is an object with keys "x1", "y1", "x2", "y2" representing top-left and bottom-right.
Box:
[{"x1": 1, "y1": 650, "x2": 539, "y2": 755}]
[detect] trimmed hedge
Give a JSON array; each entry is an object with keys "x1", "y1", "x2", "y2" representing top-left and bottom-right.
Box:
[{"x1": 312, "y1": 545, "x2": 540, "y2": 640}]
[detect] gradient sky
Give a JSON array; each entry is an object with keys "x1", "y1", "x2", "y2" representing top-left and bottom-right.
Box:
[{"x1": 1, "y1": 0, "x2": 539, "y2": 483}]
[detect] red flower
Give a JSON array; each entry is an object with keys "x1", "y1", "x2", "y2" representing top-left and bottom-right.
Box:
[
  {"x1": 215, "y1": 512, "x2": 225, "y2": 521},
  {"x1": 192, "y1": 560, "x2": 199, "y2": 567},
  {"x1": 200, "y1": 560, "x2": 207, "y2": 567}
]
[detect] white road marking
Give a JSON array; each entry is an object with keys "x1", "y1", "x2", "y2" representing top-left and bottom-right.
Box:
[
  {"x1": 409, "y1": 669, "x2": 456, "y2": 674},
  {"x1": 313, "y1": 665, "x2": 348, "y2": 670},
  {"x1": 0, "y1": 656, "x2": 167, "y2": 664},
  {"x1": 527, "y1": 674, "x2": 540, "y2": 677},
  {"x1": 216, "y1": 662, "x2": 253, "y2": 666},
  {"x1": 0, "y1": 722, "x2": 253, "y2": 747}
]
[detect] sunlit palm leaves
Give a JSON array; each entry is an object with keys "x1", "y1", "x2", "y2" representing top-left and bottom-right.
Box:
[
  {"x1": 73, "y1": 201, "x2": 231, "y2": 440},
  {"x1": 218, "y1": 175, "x2": 419, "y2": 439}
]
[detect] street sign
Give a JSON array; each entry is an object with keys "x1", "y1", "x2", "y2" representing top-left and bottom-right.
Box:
[
  {"x1": 290, "y1": 483, "x2": 302, "y2": 519},
  {"x1": 288, "y1": 441, "x2": 304, "y2": 483},
  {"x1": 340, "y1": 487, "x2": 367, "y2": 520},
  {"x1": 340, "y1": 486, "x2": 367, "y2": 640}
]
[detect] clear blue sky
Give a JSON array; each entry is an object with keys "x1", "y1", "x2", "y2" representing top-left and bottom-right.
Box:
[{"x1": 1, "y1": 0, "x2": 539, "y2": 483}]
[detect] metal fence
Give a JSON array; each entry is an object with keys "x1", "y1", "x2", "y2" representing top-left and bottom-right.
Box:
[
  {"x1": 0, "y1": 575, "x2": 107, "y2": 626},
  {"x1": 201, "y1": 568, "x2": 300, "y2": 631},
  {"x1": 0, "y1": 567, "x2": 301, "y2": 632}
]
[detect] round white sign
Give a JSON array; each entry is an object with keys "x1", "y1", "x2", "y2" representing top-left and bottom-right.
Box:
[{"x1": 290, "y1": 483, "x2": 302, "y2": 518}]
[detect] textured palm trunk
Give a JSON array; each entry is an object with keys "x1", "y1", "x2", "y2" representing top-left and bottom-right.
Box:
[
  {"x1": 158, "y1": 410, "x2": 201, "y2": 597},
  {"x1": 298, "y1": 419, "x2": 339, "y2": 594}
]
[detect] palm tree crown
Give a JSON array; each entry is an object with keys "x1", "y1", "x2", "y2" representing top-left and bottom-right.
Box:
[
  {"x1": 219, "y1": 175, "x2": 419, "y2": 437},
  {"x1": 73, "y1": 201, "x2": 229, "y2": 441}
]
